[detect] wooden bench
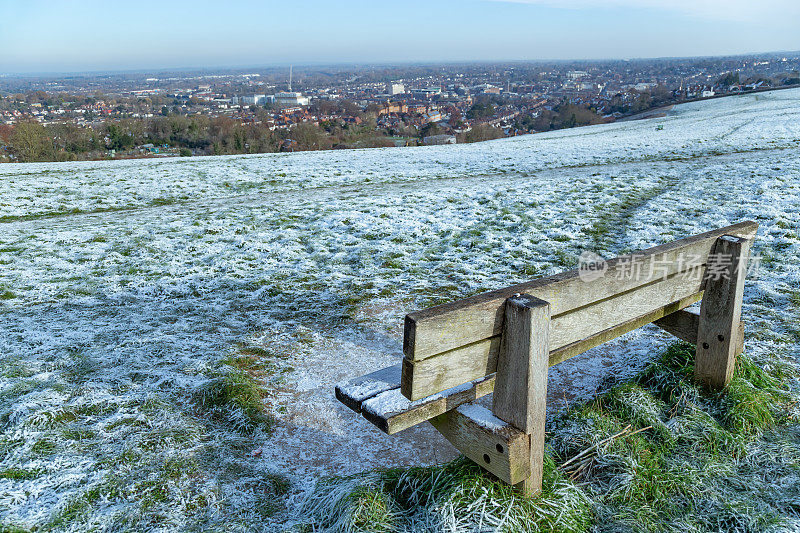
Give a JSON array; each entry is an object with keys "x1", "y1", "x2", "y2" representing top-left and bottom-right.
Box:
[{"x1": 336, "y1": 221, "x2": 757, "y2": 495}]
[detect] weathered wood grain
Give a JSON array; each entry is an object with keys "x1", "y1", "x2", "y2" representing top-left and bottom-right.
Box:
[
  {"x1": 361, "y1": 374, "x2": 495, "y2": 434},
  {"x1": 430, "y1": 403, "x2": 531, "y2": 485},
  {"x1": 695, "y1": 235, "x2": 751, "y2": 389},
  {"x1": 400, "y1": 337, "x2": 501, "y2": 400},
  {"x1": 548, "y1": 293, "x2": 702, "y2": 366},
  {"x1": 491, "y1": 294, "x2": 550, "y2": 496},
  {"x1": 334, "y1": 364, "x2": 402, "y2": 413},
  {"x1": 653, "y1": 309, "x2": 700, "y2": 344},
  {"x1": 402, "y1": 272, "x2": 705, "y2": 400},
  {"x1": 736, "y1": 319, "x2": 745, "y2": 357},
  {"x1": 655, "y1": 308, "x2": 745, "y2": 356},
  {"x1": 404, "y1": 221, "x2": 758, "y2": 362},
  {"x1": 492, "y1": 295, "x2": 550, "y2": 433},
  {"x1": 551, "y1": 272, "x2": 703, "y2": 350}
]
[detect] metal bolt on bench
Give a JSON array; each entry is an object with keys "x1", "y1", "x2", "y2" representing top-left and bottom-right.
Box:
[{"x1": 336, "y1": 221, "x2": 757, "y2": 496}]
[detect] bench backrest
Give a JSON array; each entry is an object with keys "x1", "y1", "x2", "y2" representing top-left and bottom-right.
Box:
[{"x1": 400, "y1": 221, "x2": 758, "y2": 400}]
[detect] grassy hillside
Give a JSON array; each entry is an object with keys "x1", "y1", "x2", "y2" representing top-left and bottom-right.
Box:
[{"x1": 0, "y1": 89, "x2": 799, "y2": 531}]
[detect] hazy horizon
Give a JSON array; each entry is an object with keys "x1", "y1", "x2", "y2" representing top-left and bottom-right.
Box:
[
  {"x1": 3, "y1": 50, "x2": 800, "y2": 79},
  {"x1": 2, "y1": 0, "x2": 799, "y2": 75}
]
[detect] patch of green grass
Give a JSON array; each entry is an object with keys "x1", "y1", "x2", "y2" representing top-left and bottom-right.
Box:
[
  {"x1": 0, "y1": 357, "x2": 34, "y2": 379},
  {"x1": 195, "y1": 357, "x2": 274, "y2": 434},
  {"x1": 60, "y1": 426, "x2": 96, "y2": 441},
  {"x1": 0, "y1": 283, "x2": 15, "y2": 300},
  {"x1": 0, "y1": 525, "x2": 32, "y2": 533},
  {"x1": 0, "y1": 204, "x2": 146, "y2": 224},
  {"x1": 235, "y1": 345, "x2": 273, "y2": 359},
  {"x1": 30, "y1": 438, "x2": 57, "y2": 456},
  {"x1": 342, "y1": 486, "x2": 398, "y2": 533},
  {"x1": 96, "y1": 448, "x2": 141, "y2": 469},
  {"x1": 787, "y1": 289, "x2": 800, "y2": 310},
  {"x1": 150, "y1": 197, "x2": 177, "y2": 206},
  {"x1": 105, "y1": 417, "x2": 149, "y2": 431},
  {"x1": 62, "y1": 352, "x2": 99, "y2": 383},
  {"x1": 243, "y1": 471, "x2": 293, "y2": 519},
  {"x1": 0, "y1": 467, "x2": 45, "y2": 480},
  {"x1": 48, "y1": 475, "x2": 124, "y2": 528},
  {"x1": 559, "y1": 343, "x2": 797, "y2": 530},
  {"x1": 301, "y1": 456, "x2": 592, "y2": 532}
]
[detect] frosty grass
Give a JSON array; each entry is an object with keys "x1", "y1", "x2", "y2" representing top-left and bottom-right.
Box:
[{"x1": 1, "y1": 89, "x2": 800, "y2": 531}]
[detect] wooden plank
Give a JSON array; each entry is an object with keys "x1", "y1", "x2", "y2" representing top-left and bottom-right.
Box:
[
  {"x1": 404, "y1": 221, "x2": 758, "y2": 362},
  {"x1": 334, "y1": 364, "x2": 401, "y2": 413},
  {"x1": 551, "y1": 271, "x2": 703, "y2": 350},
  {"x1": 402, "y1": 273, "x2": 704, "y2": 400},
  {"x1": 492, "y1": 295, "x2": 550, "y2": 432},
  {"x1": 548, "y1": 293, "x2": 701, "y2": 365},
  {"x1": 430, "y1": 403, "x2": 531, "y2": 485},
  {"x1": 400, "y1": 338, "x2": 501, "y2": 400},
  {"x1": 695, "y1": 235, "x2": 751, "y2": 389},
  {"x1": 491, "y1": 294, "x2": 550, "y2": 496},
  {"x1": 361, "y1": 374, "x2": 495, "y2": 434},
  {"x1": 654, "y1": 308, "x2": 745, "y2": 356},
  {"x1": 654, "y1": 309, "x2": 700, "y2": 344}
]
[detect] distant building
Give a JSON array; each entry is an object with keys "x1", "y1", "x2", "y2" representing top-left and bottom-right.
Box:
[
  {"x1": 387, "y1": 82, "x2": 405, "y2": 95},
  {"x1": 423, "y1": 134, "x2": 457, "y2": 146},
  {"x1": 237, "y1": 94, "x2": 267, "y2": 105},
  {"x1": 701, "y1": 88, "x2": 715, "y2": 98},
  {"x1": 379, "y1": 102, "x2": 408, "y2": 115},
  {"x1": 412, "y1": 87, "x2": 442, "y2": 99},
  {"x1": 471, "y1": 84, "x2": 500, "y2": 95},
  {"x1": 274, "y1": 91, "x2": 310, "y2": 107},
  {"x1": 421, "y1": 110, "x2": 443, "y2": 124},
  {"x1": 567, "y1": 70, "x2": 588, "y2": 80}
]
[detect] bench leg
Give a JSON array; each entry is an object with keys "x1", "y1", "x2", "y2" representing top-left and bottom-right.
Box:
[
  {"x1": 695, "y1": 235, "x2": 751, "y2": 389},
  {"x1": 492, "y1": 294, "x2": 550, "y2": 496}
]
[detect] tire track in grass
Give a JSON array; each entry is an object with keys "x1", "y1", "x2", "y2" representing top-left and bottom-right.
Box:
[{"x1": 582, "y1": 175, "x2": 681, "y2": 255}]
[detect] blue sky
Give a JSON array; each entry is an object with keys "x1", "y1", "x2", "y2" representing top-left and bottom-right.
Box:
[{"x1": 1, "y1": 0, "x2": 799, "y2": 73}]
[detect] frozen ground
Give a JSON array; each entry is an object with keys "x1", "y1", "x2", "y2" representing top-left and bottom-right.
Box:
[{"x1": 1, "y1": 89, "x2": 799, "y2": 531}]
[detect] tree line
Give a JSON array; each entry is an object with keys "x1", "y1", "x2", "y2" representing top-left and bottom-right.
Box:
[
  {"x1": 0, "y1": 115, "x2": 399, "y2": 162},
  {"x1": 0, "y1": 111, "x2": 512, "y2": 163}
]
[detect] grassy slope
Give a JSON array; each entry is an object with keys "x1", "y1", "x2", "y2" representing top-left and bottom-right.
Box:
[
  {"x1": 0, "y1": 343, "x2": 285, "y2": 532},
  {"x1": 296, "y1": 344, "x2": 800, "y2": 533}
]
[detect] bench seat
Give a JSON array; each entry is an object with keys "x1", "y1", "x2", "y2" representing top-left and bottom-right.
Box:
[{"x1": 336, "y1": 364, "x2": 495, "y2": 434}]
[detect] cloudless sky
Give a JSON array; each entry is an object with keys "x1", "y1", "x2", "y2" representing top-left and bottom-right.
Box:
[{"x1": 1, "y1": 0, "x2": 799, "y2": 73}]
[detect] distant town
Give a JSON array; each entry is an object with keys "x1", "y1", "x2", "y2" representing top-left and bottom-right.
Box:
[{"x1": 1, "y1": 52, "x2": 798, "y2": 162}]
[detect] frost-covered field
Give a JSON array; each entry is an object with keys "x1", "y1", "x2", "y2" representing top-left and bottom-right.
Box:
[{"x1": 1, "y1": 89, "x2": 800, "y2": 531}]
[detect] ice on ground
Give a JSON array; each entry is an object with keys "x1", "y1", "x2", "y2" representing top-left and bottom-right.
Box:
[{"x1": 0, "y1": 88, "x2": 799, "y2": 530}]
